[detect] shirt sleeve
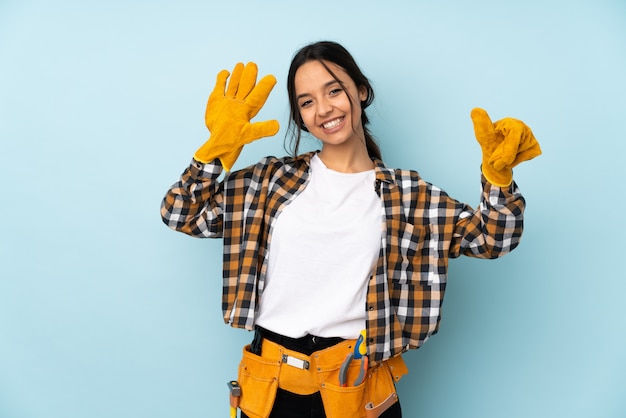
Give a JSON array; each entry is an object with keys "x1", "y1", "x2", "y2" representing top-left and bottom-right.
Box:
[
  {"x1": 450, "y1": 174, "x2": 526, "y2": 259},
  {"x1": 160, "y1": 158, "x2": 225, "y2": 238}
]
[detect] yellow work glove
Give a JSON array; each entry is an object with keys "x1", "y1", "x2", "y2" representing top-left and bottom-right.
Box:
[
  {"x1": 194, "y1": 62, "x2": 280, "y2": 171},
  {"x1": 470, "y1": 108, "x2": 542, "y2": 187}
]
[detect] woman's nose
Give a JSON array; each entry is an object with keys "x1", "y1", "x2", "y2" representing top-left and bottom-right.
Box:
[{"x1": 317, "y1": 97, "x2": 333, "y2": 116}]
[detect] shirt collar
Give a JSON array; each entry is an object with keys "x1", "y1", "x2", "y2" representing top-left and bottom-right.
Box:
[{"x1": 373, "y1": 158, "x2": 396, "y2": 185}]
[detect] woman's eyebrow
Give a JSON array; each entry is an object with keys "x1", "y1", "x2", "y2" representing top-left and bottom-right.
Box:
[{"x1": 296, "y1": 80, "x2": 341, "y2": 101}]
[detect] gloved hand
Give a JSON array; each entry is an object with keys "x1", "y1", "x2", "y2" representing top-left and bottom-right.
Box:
[
  {"x1": 471, "y1": 108, "x2": 542, "y2": 187},
  {"x1": 194, "y1": 62, "x2": 280, "y2": 171}
]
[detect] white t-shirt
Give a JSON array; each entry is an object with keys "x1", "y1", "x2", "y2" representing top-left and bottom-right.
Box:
[{"x1": 255, "y1": 154, "x2": 381, "y2": 339}]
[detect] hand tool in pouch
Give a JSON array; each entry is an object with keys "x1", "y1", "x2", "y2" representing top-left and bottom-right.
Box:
[
  {"x1": 227, "y1": 380, "x2": 241, "y2": 418},
  {"x1": 339, "y1": 330, "x2": 369, "y2": 387}
]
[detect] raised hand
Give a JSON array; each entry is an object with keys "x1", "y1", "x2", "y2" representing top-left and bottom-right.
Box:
[
  {"x1": 194, "y1": 62, "x2": 280, "y2": 171},
  {"x1": 471, "y1": 108, "x2": 542, "y2": 187}
]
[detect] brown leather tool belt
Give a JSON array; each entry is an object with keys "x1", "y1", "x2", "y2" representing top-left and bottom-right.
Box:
[{"x1": 236, "y1": 332, "x2": 408, "y2": 418}]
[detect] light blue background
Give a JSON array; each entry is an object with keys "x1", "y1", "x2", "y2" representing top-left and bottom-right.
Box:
[{"x1": 1, "y1": 1, "x2": 625, "y2": 417}]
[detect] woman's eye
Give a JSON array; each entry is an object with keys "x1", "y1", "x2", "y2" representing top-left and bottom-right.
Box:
[
  {"x1": 329, "y1": 88, "x2": 343, "y2": 96},
  {"x1": 300, "y1": 100, "x2": 312, "y2": 108}
]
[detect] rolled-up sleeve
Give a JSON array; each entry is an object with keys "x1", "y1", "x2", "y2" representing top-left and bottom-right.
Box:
[
  {"x1": 451, "y1": 176, "x2": 525, "y2": 258},
  {"x1": 160, "y1": 159, "x2": 225, "y2": 238}
]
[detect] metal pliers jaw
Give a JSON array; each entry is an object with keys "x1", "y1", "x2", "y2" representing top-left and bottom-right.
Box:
[
  {"x1": 339, "y1": 331, "x2": 369, "y2": 387},
  {"x1": 339, "y1": 352, "x2": 369, "y2": 387}
]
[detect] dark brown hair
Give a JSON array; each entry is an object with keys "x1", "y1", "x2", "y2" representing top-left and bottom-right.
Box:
[{"x1": 286, "y1": 41, "x2": 381, "y2": 160}]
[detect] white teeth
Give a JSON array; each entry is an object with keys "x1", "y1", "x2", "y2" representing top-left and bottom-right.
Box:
[{"x1": 322, "y1": 118, "x2": 342, "y2": 129}]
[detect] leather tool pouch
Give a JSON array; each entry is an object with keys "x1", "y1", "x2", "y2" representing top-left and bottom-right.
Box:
[
  {"x1": 237, "y1": 345, "x2": 280, "y2": 418},
  {"x1": 237, "y1": 341, "x2": 408, "y2": 418},
  {"x1": 319, "y1": 354, "x2": 407, "y2": 418}
]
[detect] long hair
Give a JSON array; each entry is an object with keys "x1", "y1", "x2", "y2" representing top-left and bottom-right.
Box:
[{"x1": 286, "y1": 41, "x2": 381, "y2": 160}]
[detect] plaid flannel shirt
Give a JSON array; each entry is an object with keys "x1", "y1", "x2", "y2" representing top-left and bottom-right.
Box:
[{"x1": 161, "y1": 152, "x2": 525, "y2": 363}]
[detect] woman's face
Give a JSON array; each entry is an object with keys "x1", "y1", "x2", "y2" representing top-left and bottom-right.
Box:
[{"x1": 294, "y1": 60, "x2": 367, "y2": 149}]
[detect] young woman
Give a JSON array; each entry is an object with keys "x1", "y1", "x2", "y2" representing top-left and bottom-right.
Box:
[{"x1": 161, "y1": 41, "x2": 541, "y2": 418}]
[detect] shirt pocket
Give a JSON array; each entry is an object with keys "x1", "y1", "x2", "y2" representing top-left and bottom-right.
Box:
[{"x1": 388, "y1": 222, "x2": 434, "y2": 287}]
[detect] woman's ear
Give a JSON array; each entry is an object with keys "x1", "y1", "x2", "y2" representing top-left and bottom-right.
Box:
[{"x1": 359, "y1": 85, "x2": 368, "y2": 102}]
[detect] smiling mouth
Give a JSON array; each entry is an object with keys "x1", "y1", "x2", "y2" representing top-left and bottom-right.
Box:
[{"x1": 322, "y1": 117, "x2": 343, "y2": 129}]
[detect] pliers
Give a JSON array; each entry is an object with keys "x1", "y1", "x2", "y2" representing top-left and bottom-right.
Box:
[{"x1": 339, "y1": 330, "x2": 369, "y2": 387}]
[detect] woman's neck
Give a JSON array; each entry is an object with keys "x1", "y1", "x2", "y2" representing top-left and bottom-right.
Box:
[{"x1": 317, "y1": 142, "x2": 374, "y2": 173}]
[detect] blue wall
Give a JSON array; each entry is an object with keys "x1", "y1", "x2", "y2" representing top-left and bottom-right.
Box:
[{"x1": 1, "y1": 1, "x2": 625, "y2": 417}]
